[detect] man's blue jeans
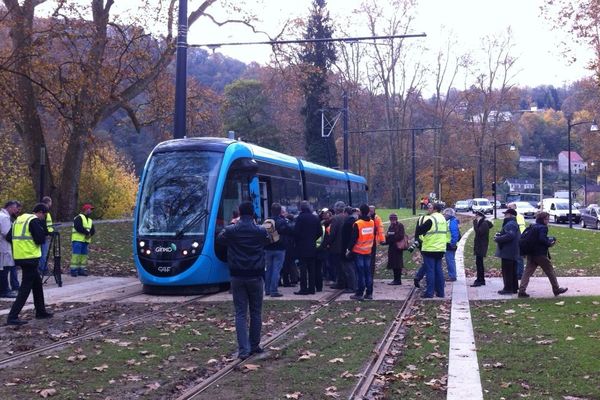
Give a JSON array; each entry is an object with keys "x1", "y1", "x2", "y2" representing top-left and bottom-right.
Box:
[
  {"x1": 445, "y1": 250, "x2": 457, "y2": 280},
  {"x1": 264, "y1": 250, "x2": 285, "y2": 295},
  {"x1": 354, "y1": 254, "x2": 373, "y2": 297},
  {"x1": 423, "y1": 255, "x2": 445, "y2": 298},
  {"x1": 231, "y1": 276, "x2": 263, "y2": 358}
]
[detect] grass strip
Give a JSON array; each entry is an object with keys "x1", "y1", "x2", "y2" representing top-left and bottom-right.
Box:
[
  {"x1": 0, "y1": 301, "x2": 310, "y2": 399},
  {"x1": 197, "y1": 300, "x2": 402, "y2": 400},
  {"x1": 471, "y1": 297, "x2": 600, "y2": 399}
]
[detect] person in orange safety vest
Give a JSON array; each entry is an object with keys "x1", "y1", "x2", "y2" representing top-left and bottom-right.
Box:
[{"x1": 348, "y1": 204, "x2": 375, "y2": 301}]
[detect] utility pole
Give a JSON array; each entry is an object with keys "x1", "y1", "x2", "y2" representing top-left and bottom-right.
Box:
[
  {"x1": 342, "y1": 91, "x2": 349, "y2": 170},
  {"x1": 173, "y1": 0, "x2": 188, "y2": 139}
]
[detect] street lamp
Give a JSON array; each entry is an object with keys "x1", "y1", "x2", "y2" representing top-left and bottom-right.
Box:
[
  {"x1": 493, "y1": 141, "x2": 516, "y2": 219},
  {"x1": 585, "y1": 161, "x2": 595, "y2": 206},
  {"x1": 566, "y1": 117, "x2": 598, "y2": 228}
]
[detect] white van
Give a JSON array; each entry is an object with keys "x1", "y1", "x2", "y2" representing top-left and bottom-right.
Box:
[
  {"x1": 471, "y1": 198, "x2": 493, "y2": 215},
  {"x1": 541, "y1": 198, "x2": 581, "y2": 224}
]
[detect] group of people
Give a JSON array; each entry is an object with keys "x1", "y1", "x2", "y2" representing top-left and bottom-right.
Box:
[
  {"x1": 2, "y1": 198, "x2": 96, "y2": 325},
  {"x1": 471, "y1": 203, "x2": 568, "y2": 298},
  {"x1": 216, "y1": 200, "x2": 398, "y2": 359}
]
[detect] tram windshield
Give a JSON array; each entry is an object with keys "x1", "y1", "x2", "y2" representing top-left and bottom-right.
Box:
[{"x1": 137, "y1": 151, "x2": 222, "y2": 237}]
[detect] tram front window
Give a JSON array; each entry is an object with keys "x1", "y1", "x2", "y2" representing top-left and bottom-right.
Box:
[{"x1": 137, "y1": 151, "x2": 222, "y2": 239}]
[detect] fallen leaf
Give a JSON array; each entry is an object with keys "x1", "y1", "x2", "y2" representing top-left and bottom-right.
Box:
[
  {"x1": 504, "y1": 309, "x2": 516, "y2": 314},
  {"x1": 565, "y1": 336, "x2": 575, "y2": 341},
  {"x1": 555, "y1": 301, "x2": 565, "y2": 306},
  {"x1": 39, "y1": 388, "x2": 57, "y2": 398},
  {"x1": 329, "y1": 358, "x2": 344, "y2": 363},
  {"x1": 285, "y1": 392, "x2": 302, "y2": 399},
  {"x1": 146, "y1": 382, "x2": 161, "y2": 390},
  {"x1": 92, "y1": 364, "x2": 108, "y2": 372},
  {"x1": 536, "y1": 339, "x2": 556, "y2": 345},
  {"x1": 206, "y1": 358, "x2": 218, "y2": 365},
  {"x1": 243, "y1": 364, "x2": 260, "y2": 371}
]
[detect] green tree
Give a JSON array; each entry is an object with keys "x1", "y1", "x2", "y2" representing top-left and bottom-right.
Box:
[
  {"x1": 222, "y1": 79, "x2": 280, "y2": 150},
  {"x1": 300, "y1": 0, "x2": 337, "y2": 167}
]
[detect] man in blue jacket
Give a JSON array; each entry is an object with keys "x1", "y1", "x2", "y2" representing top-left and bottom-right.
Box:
[
  {"x1": 216, "y1": 201, "x2": 270, "y2": 359},
  {"x1": 494, "y1": 208, "x2": 521, "y2": 295},
  {"x1": 443, "y1": 208, "x2": 460, "y2": 281}
]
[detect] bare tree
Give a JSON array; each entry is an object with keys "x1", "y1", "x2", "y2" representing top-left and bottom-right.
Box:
[{"x1": 0, "y1": 0, "x2": 252, "y2": 218}]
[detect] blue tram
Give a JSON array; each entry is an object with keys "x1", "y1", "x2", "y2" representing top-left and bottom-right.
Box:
[{"x1": 133, "y1": 137, "x2": 368, "y2": 294}]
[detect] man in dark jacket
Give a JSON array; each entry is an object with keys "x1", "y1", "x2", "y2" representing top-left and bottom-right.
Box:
[
  {"x1": 471, "y1": 211, "x2": 493, "y2": 287},
  {"x1": 293, "y1": 201, "x2": 322, "y2": 295},
  {"x1": 494, "y1": 208, "x2": 521, "y2": 295},
  {"x1": 264, "y1": 203, "x2": 291, "y2": 297},
  {"x1": 6, "y1": 203, "x2": 53, "y2": 325},
  {"x1": 216, "y1": 201, "x2": 270, "y2": 359},
  {"x1": 517, "y1": 212, "x2": 568, "y2": 298}
]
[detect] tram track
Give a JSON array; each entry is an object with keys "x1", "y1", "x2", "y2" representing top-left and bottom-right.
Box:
[
  {"x1": 0, "y1": 293, "x2": 212, "y2": 369},
  {"x1": 348, "y1": 286, "x2": 419, "y2": 399},
  {"x1": 174, "y1": 289, "x2": 346, "y2": 400}
]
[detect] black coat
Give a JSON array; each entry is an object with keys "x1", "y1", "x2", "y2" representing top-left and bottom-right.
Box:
[
  {"x1": 473, "y1": 217, "x2": 493, "y2": 257},
  {"x1": 529, "y1": 223, "x2": 555, "y2": 257},
  {"x1": 494, "y1": 217, "x2": 521, "y2": 261},
  {"x1": 216, "y1": 215, "x2": 270, "y2": 277},
  {"x1": 293, "y1": 211, "x2": 322, "y2": 258}
]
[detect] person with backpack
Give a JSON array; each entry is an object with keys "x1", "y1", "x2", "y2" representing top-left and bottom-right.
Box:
[
  {"x1": 517, "y1": 212, "x2": 568, "y2": 298},
  {"x1": 494, "y1": 208, "x2": 521, "y2": 295},
  {"x1": 263, "y1": 203, "x2": 291, "y2": 297}
]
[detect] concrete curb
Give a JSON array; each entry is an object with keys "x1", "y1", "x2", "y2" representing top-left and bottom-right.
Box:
[{"x1": 446, "y1": 227, "x2": 484, "y2": 399}]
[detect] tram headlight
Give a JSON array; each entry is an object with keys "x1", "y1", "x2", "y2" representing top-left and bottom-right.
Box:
[
  {"x1": 145, "y1": 249, "x2": 151, "y2": 255},
  {"x1": 192, "y1": 242, "x2": 199, "y2": 248},
  {"x1": 139, "y1": 241, "x2": 145, "y2": 248},
  {"x1": 182, "y1": 250, "x2": 189, "y2": 256}
]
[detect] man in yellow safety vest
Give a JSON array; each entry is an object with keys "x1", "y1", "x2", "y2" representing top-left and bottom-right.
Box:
[
  {"x1": 414, "y1": 202, "x2": 448, "y2": 298},
  {"x1": 70, "y1": 203, "x2": 96, "y2": 277},
  {"x1": 6, "y1": 203, "x2": 53, "y2": 325}
]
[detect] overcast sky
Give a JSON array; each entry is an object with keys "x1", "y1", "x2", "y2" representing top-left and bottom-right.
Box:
[{"x1": 187, "y1": 0, "x2": 592, "y2": 90}]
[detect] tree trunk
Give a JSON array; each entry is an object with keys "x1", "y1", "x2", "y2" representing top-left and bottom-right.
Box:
[{"x1": 56, "y1": 129, "x2": 86, "y2": 220}]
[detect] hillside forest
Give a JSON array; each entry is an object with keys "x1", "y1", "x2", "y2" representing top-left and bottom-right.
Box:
[{"x1": 1, "y1": 0, "x2": 600, "y2": 219}]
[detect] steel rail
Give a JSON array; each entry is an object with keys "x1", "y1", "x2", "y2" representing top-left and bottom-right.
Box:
[
  {"x1": 0, "y1": 294, "x2": 210, "y2": 368},
  {"x1": 175, "y1": 290, "x2": 345, "y2": 400},
  {"x1": 348, "y1": 286, "x2": 419, "y2": 399}
]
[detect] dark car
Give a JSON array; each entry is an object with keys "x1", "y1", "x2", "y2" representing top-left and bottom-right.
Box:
[{"x1": 580, "y1": 206, "x2": 600, "y2": 229}]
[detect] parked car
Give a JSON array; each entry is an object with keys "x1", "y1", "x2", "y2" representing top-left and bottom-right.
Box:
[
  {"x1": 513, "y1": 201, "x2": 537, "y2": 219},
  {"x1": 541, "y1": 198, "x2": 581, "y2": 224},
  {"x1": 471, "y1": 198, "x2": 493, "y2": 215},
  {"x1": 454, "y1": 200, "x2": 472, "y2": 212},
  {"x1": 580, "y1": 206, "x2": 600, "y2": 229}
]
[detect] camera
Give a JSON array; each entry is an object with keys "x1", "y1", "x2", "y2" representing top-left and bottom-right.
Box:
[{"x1": 407, "y1": 239, "x2": 421, "y2": 253}]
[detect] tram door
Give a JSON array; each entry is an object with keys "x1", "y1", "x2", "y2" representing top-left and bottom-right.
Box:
[{"x1": 258, "y1": 179, "x2": 270, "y2": 222}]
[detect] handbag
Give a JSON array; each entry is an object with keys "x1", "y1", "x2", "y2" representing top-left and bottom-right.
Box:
[{"x1": 396, "y1": 235, "x2": 410, "y2": 250}]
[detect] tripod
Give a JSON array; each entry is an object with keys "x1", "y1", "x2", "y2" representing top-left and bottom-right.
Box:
[{"x1": 41, "y1": 232, "x2": 63, "y2": 287}]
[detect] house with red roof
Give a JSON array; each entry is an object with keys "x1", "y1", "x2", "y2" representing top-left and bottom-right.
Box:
[{"x1": 558, "y1": 151, "x2": 587, "y2": 174}]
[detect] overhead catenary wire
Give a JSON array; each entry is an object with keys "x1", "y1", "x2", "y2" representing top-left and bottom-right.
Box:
[{"x1": 189, "y1": 33, "x2": 427, "y2": 48}]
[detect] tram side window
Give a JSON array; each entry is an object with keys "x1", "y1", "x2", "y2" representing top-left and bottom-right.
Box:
[
  {"x1": 350, "y1": 182, "x2": 368, "y2": 206},
  {"x1": 270, "y1": 177, "x2": 303, "y2": 216},
  {"x1": 305, "y1": 173, "x2": 349, "y2": 210}
]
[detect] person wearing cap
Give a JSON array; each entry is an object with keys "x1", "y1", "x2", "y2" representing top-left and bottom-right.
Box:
[
  {"x1": 384, "y1": 212, "x2": 405, "y2": 285},
  {"x1": 414, "y1": 202, "x2": 448, "y2": 298},
  {"x1": 493, "y1": 208, "x2": 521, "y2": 295},
  {"x1": 507, "y1": 202, "x2": 526, "y2": 279},
  {"x1": 6, "y1": 203, "x2": 53, "y2": 325},
  {"x1": 471, "y1": 210, "x2": 493, "y2": 287},
  {"x1": 70, "y1": 203, "x2": 96, "y2": 277}
]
